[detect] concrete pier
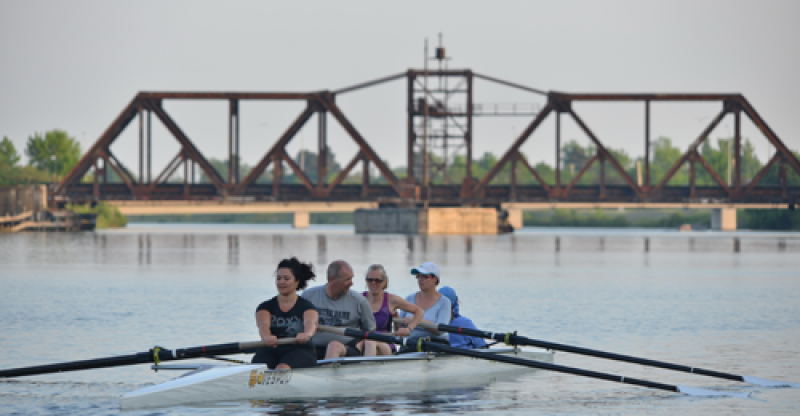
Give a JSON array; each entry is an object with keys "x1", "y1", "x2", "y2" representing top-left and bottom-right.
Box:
[
  {"x1": 711, "y1": 208, "x2": 737, "y2": 231},
  {"x1": 354, "y1": 207, "x2": 499, "y2": 235},
  {"x1": 293, "y1": 211, "x2": 310, "y2": 228},
  {"x1": 507, "y1": 208, "x2": 523, "y2": 230}
]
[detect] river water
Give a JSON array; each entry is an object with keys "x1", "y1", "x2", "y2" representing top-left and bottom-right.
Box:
[{"x1": 1, "y1": 224, "x2": 799, "y2": 415}]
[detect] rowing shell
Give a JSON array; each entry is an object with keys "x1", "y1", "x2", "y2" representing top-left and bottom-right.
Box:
[{"x1": 121, "y1": 348, "x2": 554, "y2": 410}]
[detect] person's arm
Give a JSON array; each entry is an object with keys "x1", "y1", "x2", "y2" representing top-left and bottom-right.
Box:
[
  {"x1": 430, "y1": 297, "x2": 452, "y2": 335},
  {"x1": 296, "y1": 309, "x2": 318, "y2": 344},
  {"x1": 389, "y1": 294, "x2": 423, "y2": 337},
  {"x1": 396, "y1": 293, "x2": 414, "y2": 320},
  {"x1": 255, "y1": 310, "x2": 278, "y2": 347}
]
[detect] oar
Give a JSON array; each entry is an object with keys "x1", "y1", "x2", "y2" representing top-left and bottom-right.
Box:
[
  {"x1": 396, "y1": 319, "x2": 798, "y2": 388},
  {"x1": 0, "y1": 338, "x2": 299, "y2": 378},
  {"x1": 319, "y1": 325, "x2": 748, "y2": 398}
]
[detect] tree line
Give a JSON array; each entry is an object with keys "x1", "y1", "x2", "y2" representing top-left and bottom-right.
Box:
[
  {"x1": 2, "y1": 129, "x2": 798, "y2": 229},
  {"x1": 5, "y1": 129, "x2": 795, "y2": 189},
  {"x1": 0, "y1": 131, "x2": 81, "y2": 185}
]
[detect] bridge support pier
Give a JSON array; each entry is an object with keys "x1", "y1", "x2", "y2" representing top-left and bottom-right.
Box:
[
  {"x1": 293, "y1": 211, "x2": 310, "y2": 229},
  {"x1": 711, "y1": 208, "x2": 737, "y2": 231},
  {"x1": 507, "y1": 208, "x2": 523, "y2": 230}
]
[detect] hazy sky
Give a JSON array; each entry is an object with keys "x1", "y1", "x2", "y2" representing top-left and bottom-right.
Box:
[{"x1": 1, "y1": 0, "x2": 798, "y2": 177}]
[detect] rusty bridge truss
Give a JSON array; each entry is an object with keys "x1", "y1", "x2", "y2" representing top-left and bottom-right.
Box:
[{"x1": 55, "y1": 69, "x2": 800, "y2": 208}]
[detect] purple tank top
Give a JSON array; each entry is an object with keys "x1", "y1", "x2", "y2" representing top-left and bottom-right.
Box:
[{"x1": 363, "y1": 292, "x2": 392, "y2": 332}]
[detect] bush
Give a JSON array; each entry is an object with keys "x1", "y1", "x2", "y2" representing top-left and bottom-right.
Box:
[
  {"x1": 739, "y1": 209, "x2": 800, "y2": 230},
  {"x1": 67, "y1": 202, "x2": 127, "y2": 229}
]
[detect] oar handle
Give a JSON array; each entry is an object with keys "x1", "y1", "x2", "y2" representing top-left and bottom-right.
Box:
[
  {"x1": 318, "y1": 325, "x2": 407, "y2": 346},
  {"x1": 393, "y1": 317, "x2": 436, "y2": 331},
  {"x1": 318, "y1": 325, "x2": 349, "y2": 336},
  {"x1": 238, "y1": 337, "x2": 306, "y2": 350}
]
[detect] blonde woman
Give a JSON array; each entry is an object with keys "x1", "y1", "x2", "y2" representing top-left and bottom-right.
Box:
[{"x1": 358, "y1": 264, "x2": 424, "y2": 356}]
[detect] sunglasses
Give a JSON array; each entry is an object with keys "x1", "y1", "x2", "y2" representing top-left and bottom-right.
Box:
[
  {"x1": 416, "y1": 274, "x2": 435, "y2": 279},
  {"x1": 366, "y1": 278, "x2": 385, "y2": 284}
]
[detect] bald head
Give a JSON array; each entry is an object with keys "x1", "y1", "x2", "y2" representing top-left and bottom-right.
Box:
[
  {"x1": 325, "y1": 260, "x2": 354, "y2": 299},
  {"x1": 327, "y1": 260, "x2": 351, "y2": 281}
]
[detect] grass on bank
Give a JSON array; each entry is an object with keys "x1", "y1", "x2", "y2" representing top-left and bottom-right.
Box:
[
  {"x1": 523, "y1": 208, "x2": 713, "y2": 229},
  {"x1": 66, "y1": 201, "x2": 127, "y2": 229},
  {"x1": 524, "y1": 208, "x2": 800, "y2": 230},
  {"x1": 126, "y1": 212, "x2": 354, "y2": 225}
]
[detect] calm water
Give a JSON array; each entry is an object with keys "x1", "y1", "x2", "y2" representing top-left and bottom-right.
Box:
[{"x1": 1, "y1": 224, "x2": 799, "y2": 415}]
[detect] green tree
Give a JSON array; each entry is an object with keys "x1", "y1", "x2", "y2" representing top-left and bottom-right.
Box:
[
  {"x1": 533, "y1": 161, "x2": 555, "y2": 185},
  {"x1": 290, "y1": 147, "x2": 342, "y2": 184},
  {"x1": 24, "y1": 130, "x2": 81, "y2": 177},
  {"x1": 562, "y1": 140, "x2": 593, "y2": 175},
  {"x1": 198, "y1": 157, "x2": 253, "y2": 184},
  {"x1": 740, "y1": 139, "x2": 763, "y2": 184},
  {"x1": 650, "y1": 137, "x2": 687, "y2": 186},
  {"x1": 0, "y1": 137, "x2": 21, "y2": 167},
  {"x1": 697, "y1": 138, "x2": 730, "y2": 186},
  {"x1": 0, "y1": 137, "x2": 51, "y2": 186}
]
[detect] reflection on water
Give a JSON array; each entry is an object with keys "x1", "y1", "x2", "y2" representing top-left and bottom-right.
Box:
[
  {"x1": 48, "y1": 227, "x2": 800, "y2": 269},
  {"x1": 138, "y1": 234, "x2": 150, "y2": 264},
  {"x1": 99, "y1": 228, "x2": 800, "y2": 266},
  {"x1": 240, "y1": 387, "x2": 491, "y2": 415},
  {"x1": 316, "y1": 235, "x2": 326, "y2": 265},
  {"x1": 228, "y1": 235, "x2": 239, "y2": 265}
]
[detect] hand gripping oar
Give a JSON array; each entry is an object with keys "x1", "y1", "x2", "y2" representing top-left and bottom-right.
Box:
[
  {"x1": 0, "y1": 338, "x2": 299, "y2": 378},
  {"x1": 318, "y1": 325, "x2": 748, "y2": 398},
  {"x1": 397, "y1": 319, "x2": 798, "y2": 388}
]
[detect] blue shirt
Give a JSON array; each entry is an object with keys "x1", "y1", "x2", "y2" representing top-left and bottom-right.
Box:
[
  {"x1": 398, "y1": 292, "x2": 451, "y2": 342},
  {"x1": 448, "y1": 315, "x2": 487, "y2": 349}
]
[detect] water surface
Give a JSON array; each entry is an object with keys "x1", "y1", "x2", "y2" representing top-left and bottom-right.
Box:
[{"x1": 1, "y1": 224, "x2": 799, "y2": 415}]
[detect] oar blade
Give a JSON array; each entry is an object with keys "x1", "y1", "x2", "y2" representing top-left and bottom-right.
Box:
[
  {"x1": 677, "y1": 385, "x2": 750, "y2": 398},
  {"x1": 741, "y1": 376, "x2": 800, "y2": 388}
]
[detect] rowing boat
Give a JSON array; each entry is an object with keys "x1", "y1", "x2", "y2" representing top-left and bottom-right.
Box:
[
  {"x1": 2, "y1": 323, "x2": 788, "y2": 408},
  {"x1": 121, "y1": 347, "x2": 554, "y2": 410}
]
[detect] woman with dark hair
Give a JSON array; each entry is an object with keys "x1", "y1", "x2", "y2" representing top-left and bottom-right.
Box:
[{"x1": 253, "y1": 257, "x2": 319, "y2": 369}]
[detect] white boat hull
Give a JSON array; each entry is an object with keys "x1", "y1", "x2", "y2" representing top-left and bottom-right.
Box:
[{"x1": 121, "y1": 349, "x2": 553, "y2": 410}]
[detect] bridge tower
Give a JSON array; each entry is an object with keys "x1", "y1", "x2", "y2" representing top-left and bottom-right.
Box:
[{"x1": 406, "y1": 35, "x2": 474, "y2": 200}]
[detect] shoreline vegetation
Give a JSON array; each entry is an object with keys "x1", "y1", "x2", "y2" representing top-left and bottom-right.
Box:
[
  {"x1": 67, "y1": 202, "x2": 127, "y2": 229},
  {"x1": 126, "y1": 209, "x2": 800, "y2": 231}
]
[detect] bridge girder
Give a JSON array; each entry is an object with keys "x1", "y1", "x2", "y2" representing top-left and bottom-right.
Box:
[{"x1": 55, "y1": 69, "x2": 800, "y2": 208}]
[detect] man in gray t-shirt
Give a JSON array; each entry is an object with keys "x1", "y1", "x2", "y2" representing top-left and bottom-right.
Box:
[{"x1": 302, "y1": 260, "x2": 376, "y2": 360}]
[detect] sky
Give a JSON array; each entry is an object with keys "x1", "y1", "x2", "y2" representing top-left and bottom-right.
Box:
[{"x1": 1, "y1": 0, "x2": 798, "y2": 179}]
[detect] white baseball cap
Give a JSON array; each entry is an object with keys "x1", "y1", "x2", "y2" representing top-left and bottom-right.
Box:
[{"x1": 411, "y1": 262, "x2": 440, "y2": 277}]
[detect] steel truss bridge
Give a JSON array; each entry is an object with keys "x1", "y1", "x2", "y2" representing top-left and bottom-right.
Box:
[{"x1": 55, "y1": 69, "x2": 800, "y2": 211}]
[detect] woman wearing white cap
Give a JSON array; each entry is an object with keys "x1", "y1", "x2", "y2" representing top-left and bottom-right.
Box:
[{"x1": 397, "y1": 262, "x2": 451, "y2": 344}]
